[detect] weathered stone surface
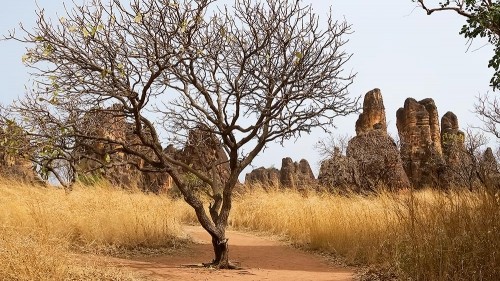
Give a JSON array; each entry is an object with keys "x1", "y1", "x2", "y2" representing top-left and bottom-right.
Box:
[
  {"x1": 74, "y1": 106, "x2": 172, "y2": 192},
  {"x1": 420, "y1": 98, "x2": 442, "y2": 155},
  {"x1": 441, "y1": 111, "x2": 465, "y2": 156},
  {"x1": 245, "y1": 167, "x2": 280, "y2": 187},
  {"x1": 396, "y1": 98, "x2": 445, "y2": 188},
  {"x1": 439, "y1": 111, "x2": 471, "y2": 188},
  {"x1": 346, "y1": 130, "x2": 411, "y2": 191},
  {"x1": 317, "y1": 150, "x2": 360, "y2": 192},
  {"x1": 179, "y1": 126, "x2": 231, "y2": 186},
  {"x1": 245, "y1": 157, "x2": 315, "y2": 188},
  {"x1": 355, "y1": 88, "x2": 387, "y2": 135},
  {"x1": 481, "y1": 147, "x2": 498, "y2": 175},
  {"x1": 319, "y1": 90, "x2": 409, "y2": 191},
  {"x1": 280, "y1": 157, "x2": 316, "y2": 188}
]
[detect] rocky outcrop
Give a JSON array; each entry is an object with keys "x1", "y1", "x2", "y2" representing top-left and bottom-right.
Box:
[
  {"x1": 245, "y1": 158, "x2": 315, "y2": 188},
  {"x1": 178, "y1": 126, "x2": 231, "y2": 186},
  {"x1": 346, "y1": 130, "x2": 411, "y2": 191},
  {"x1": 355, "y1": 88, "x2": 387, "y2": 135},
  {"x1": 280, "y1": 157, "x2": 315, "y2": 188},
  {"x1": 318, "y1": 150, "x2": 360, "y2": 192},
  {"x1": 420, "y1": 99, "x2": 442, "y2": 155},
  {"x1": 441, "y1": 111, "x2": 465, "y2": 158},
  {"x1": 396, "y1": 98, "x2": 446, "y2": 188},
  {"x1": 319, "y1": 89, "x2": 410, "y2": 191},
  {"x1": 245, "y1": 167, "x2": 280, "y2": 187},
  {"x1": 439, "y1": 111, "x2": 472, "y2": 188},
  {"x1": 74, "y1": 106, "x2": 172, "y2": 192}
]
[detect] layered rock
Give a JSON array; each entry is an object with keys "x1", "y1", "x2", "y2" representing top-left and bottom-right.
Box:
[
  {"x1": 346, "y1": 130, "x2": 411, "y2": 191},
  {"x1": 245, "y1": 167, "x2": 280, "y2": 187},
  {"x1": 178, "y1": 126, "x2": 231, "y2": 186},
  {"x1": 74, "y1": 106, "x2": 172, "y2": 192},
  {"x1": 396, "y1": 98, "x2": 446, "y2": 188},
  {"x1": 280, "y1": 157, "x2": 315, "y2": 188},
  {"x1": 441, "y1": 111, "x2": 465, "y2": 157},
  {"x1": 355, "y1": 88, "x2": 387, "y2": 135},
  {"x1": 318, "y1": 150, "x2": 360, "y2": 192},
  {"x1": 245, "y1": 158, "x2": 315, "y2": 188},
  {"x1": 319, "y1": 89, "x2": 410, "y2": 191}
]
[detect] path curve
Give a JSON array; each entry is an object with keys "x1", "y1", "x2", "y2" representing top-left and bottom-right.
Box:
[{"x1": 110, "y1": 226, "x2": 354, "y2": 281}]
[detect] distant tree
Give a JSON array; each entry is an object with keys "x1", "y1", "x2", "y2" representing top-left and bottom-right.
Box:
[
  {"x1": 3, "y1": 0, "x2": 358, "y2": 268},
  {"x1": 315, "y1": 133, "x2": 352, "y2": 160},
  {"x1": 413, "y1": 0, "x2": 500, "y2": 90}
]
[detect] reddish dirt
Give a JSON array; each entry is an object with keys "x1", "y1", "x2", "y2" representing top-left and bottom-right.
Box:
[{"x1": 109, "y1": 226, "x2": 355, "y2": 281}]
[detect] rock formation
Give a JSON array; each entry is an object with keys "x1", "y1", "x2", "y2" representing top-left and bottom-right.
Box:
[
  {"x1": 280, "y1": 157, "x2": 315, "y2": 188},
  {"x1": 396, "y1": 98, "x2": 446, "y2": 188},
  {"x1": 355, "y1": 88, "x2": 387, "y2": 135},
  {"x1": 245, "y1": 167, "x2": 280, "y2": 187},
  {"x1": 318, "y1": 149, "x2": 360, "y2": 192},
  {"x1": 74, "y1": 106, "x2": 172, "y2": 192},
  {"x1": 178, "y1": 126, "x2": 231, "y2": 187},
  {"x1": 245, "y1": 158, "x2": 315, "y2": 188},
  {"x1": 319, "y1": 89, "x2": 410, "y2": 191},
  {"x1": 441, "y1": 111, "x2": 465, "y2": 158},
  {"x1": 478, "y1": 147, "x2": 500, "y2": 189},
  {"x1": 346, "y1": 130, "x2": 411, "y2": 191}
]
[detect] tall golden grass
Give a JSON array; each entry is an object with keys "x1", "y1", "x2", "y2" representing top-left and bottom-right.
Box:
[
  {"x1": 2, "y1": 176, "x2": 498, "y2": 280},
  {"x1": 0, "y1": 178, "x2": 190, "y2": 280},
  {"x1": 231, "y1": 187, "x2": 500, "y2": 281}
]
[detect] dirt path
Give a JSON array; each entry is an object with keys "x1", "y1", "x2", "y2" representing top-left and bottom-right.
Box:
[{"x1": 110, "y1": 226, "x2": 355, "y2": 281}]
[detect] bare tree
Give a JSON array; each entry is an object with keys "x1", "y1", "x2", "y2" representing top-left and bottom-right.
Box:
[
  {"x1": 315, "y1": 133, "x2": 352, "y2": 161},
  {"x1": 445, "y1": 127, "x2": 488, "y2": 190},
  {"x1": 475, "y1": 94, "x2": 500, "y2": 138},
  {"x1": 3, "y1": 0, "x2": 357, "y2": 268}
]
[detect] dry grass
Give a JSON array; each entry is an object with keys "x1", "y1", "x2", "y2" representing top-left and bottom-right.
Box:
[
  {"x1": 0, "y1": 178, "x2": 190, "y2": 280},
  {"x1": 2, "y1": 175, "x2": 498, "y2": 280},
  {"x1": 231, "y1": 187, "x2": 500, "y2": 281}
]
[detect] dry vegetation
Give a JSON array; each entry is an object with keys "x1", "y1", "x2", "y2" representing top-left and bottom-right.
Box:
[
  {"x1": 0, "y1": 178, "x2": 190, "y2": 280},
  {"x1": 231, "y1": 186, "x2": 500, "y2": 281},
  {"x1": 1, "y1": 177, "x2": 498, "y2": 280}
]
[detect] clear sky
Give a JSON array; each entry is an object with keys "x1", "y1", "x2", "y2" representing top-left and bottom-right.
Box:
[{"x1": 0, "y1": 1, "x2": 495, "y2": 176}]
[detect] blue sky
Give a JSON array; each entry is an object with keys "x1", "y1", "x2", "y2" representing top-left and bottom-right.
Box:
[{"x1": 0, "y1": 1, "x2": 495, "y2": 175}]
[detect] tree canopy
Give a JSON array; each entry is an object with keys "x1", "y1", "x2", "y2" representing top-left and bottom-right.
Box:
[{"x1": 3, "y1": 0, "x2": 358, "y2": 268}]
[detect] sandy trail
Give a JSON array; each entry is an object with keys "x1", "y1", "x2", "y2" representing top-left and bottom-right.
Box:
[{"x1": 109, "y1": 226, "x2": 354, "y2": 281}]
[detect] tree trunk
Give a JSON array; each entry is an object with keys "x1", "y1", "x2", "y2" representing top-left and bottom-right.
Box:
[{"x1": 210, "y1": 235, "x2": 231, "y2": 269}]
